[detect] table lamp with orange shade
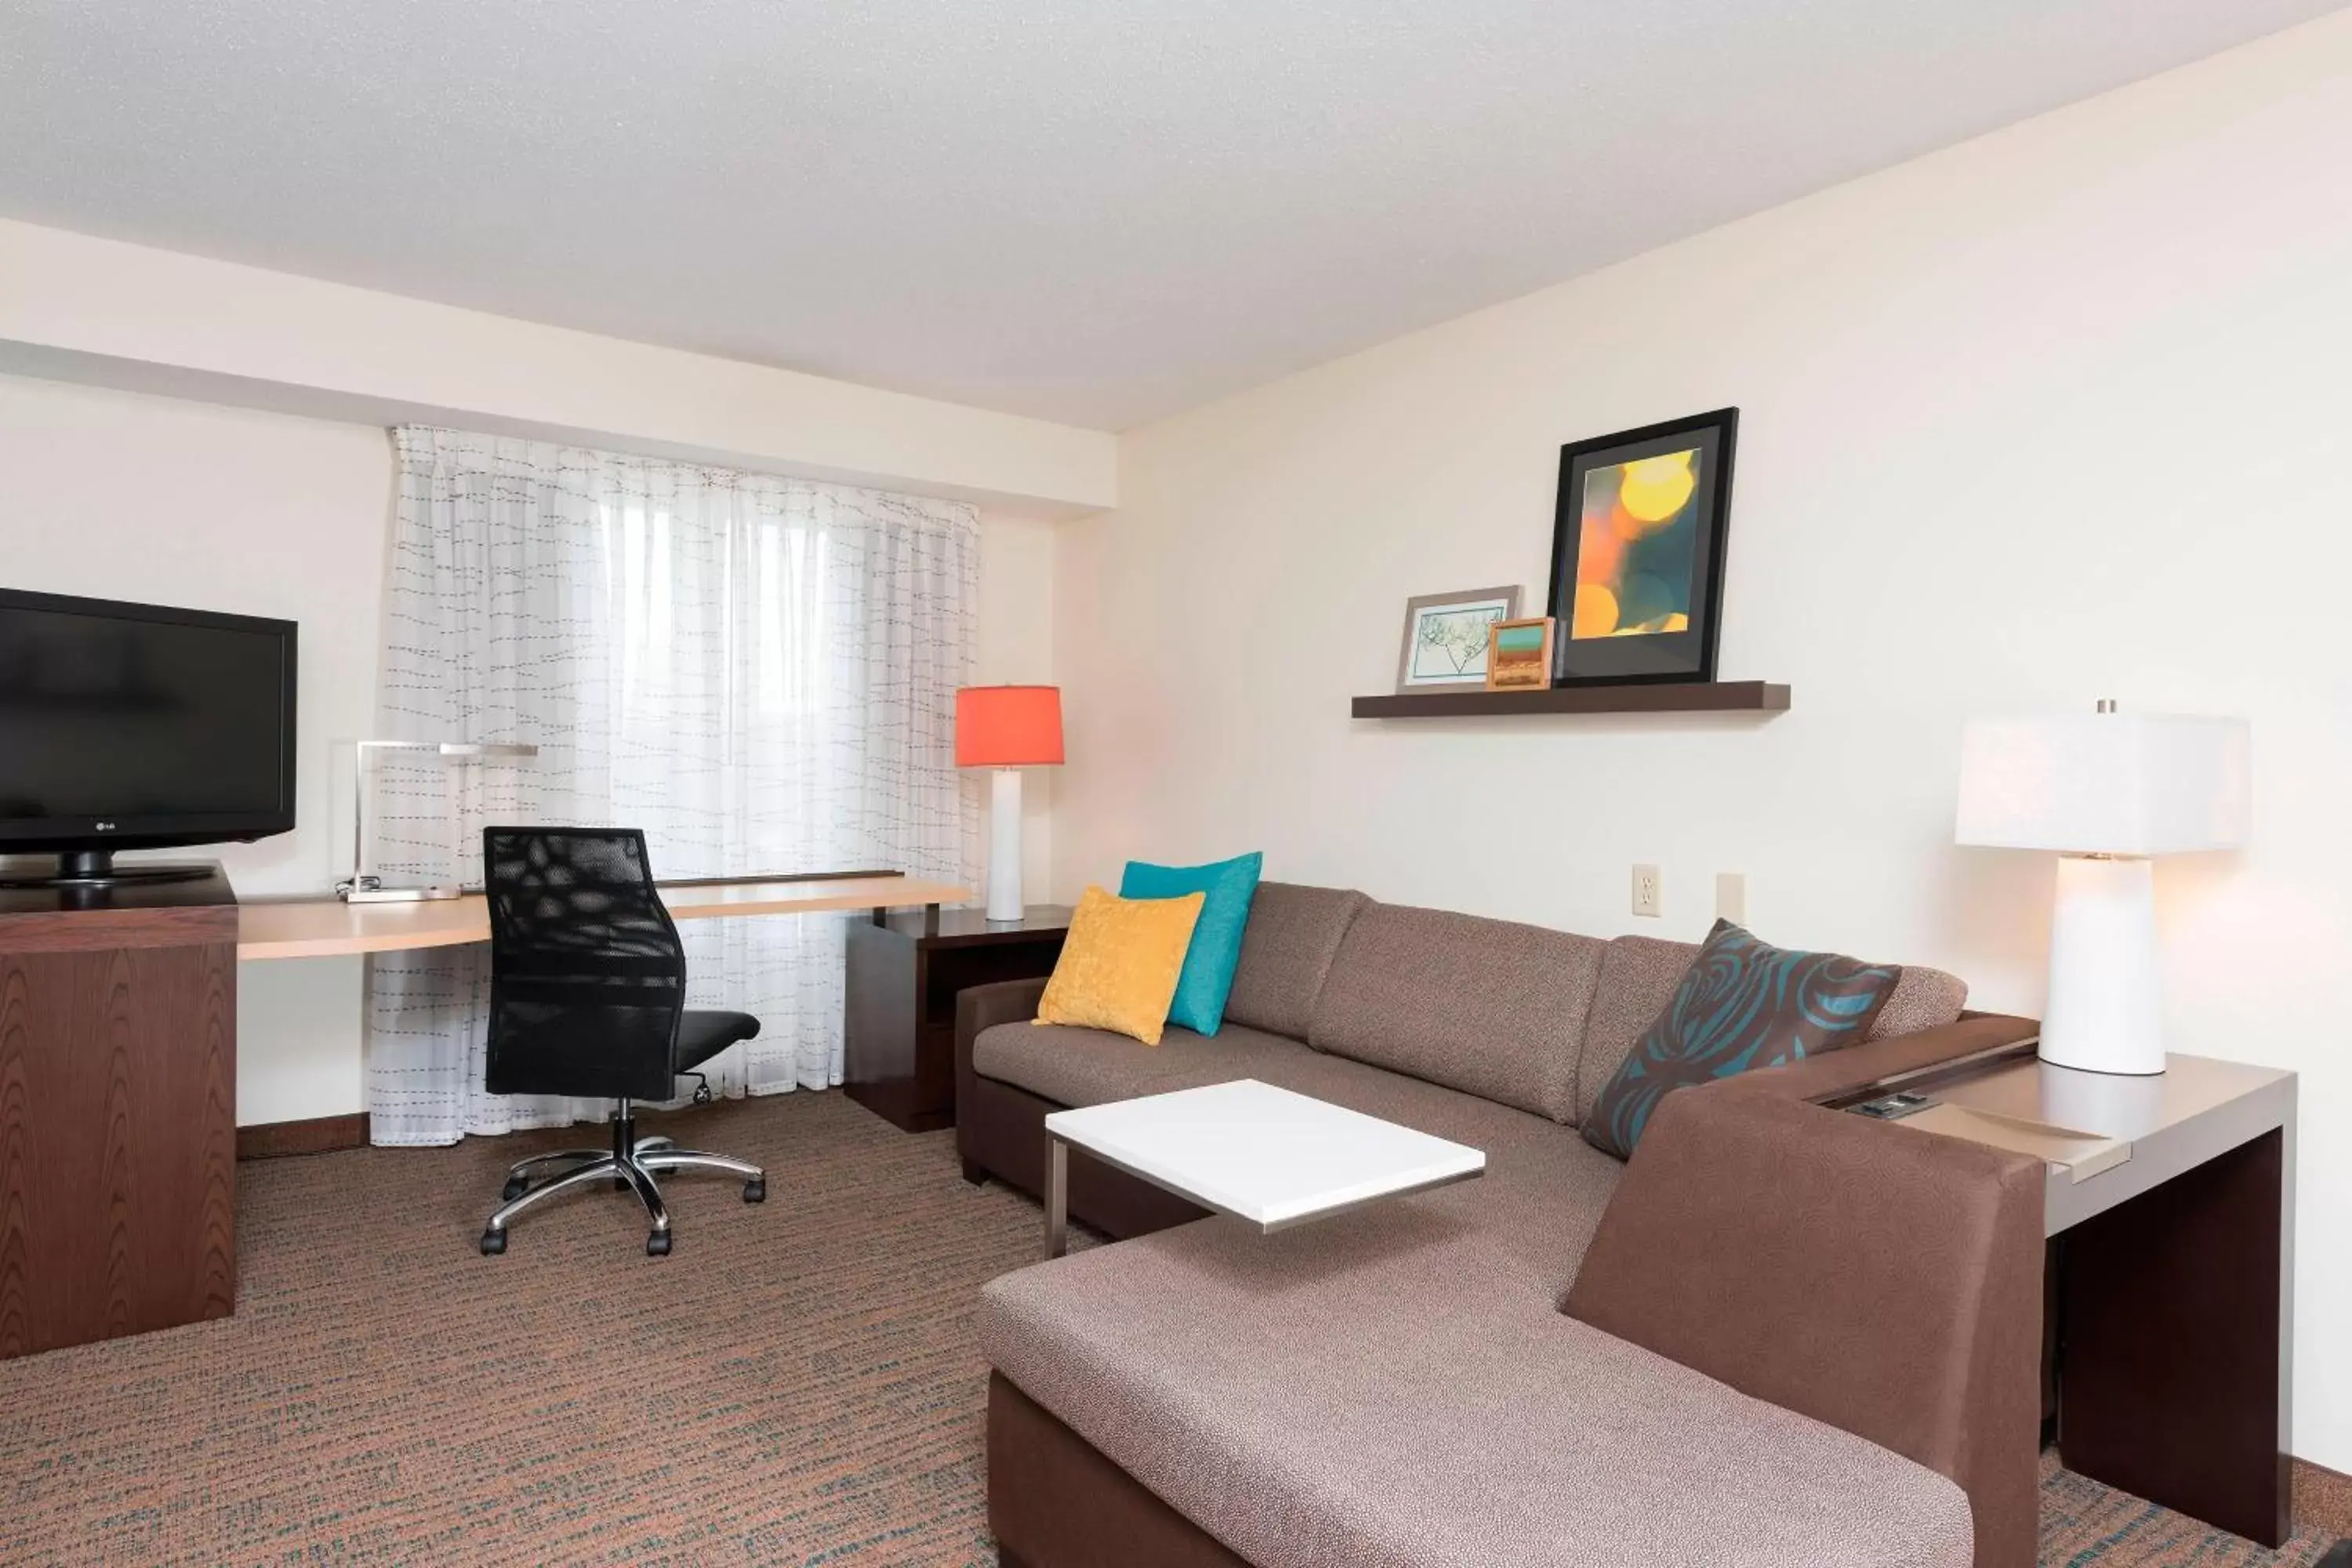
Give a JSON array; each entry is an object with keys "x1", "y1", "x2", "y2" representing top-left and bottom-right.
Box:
[{"x1": 956, "y1": 684, "x2": 1064, "y2": 922}]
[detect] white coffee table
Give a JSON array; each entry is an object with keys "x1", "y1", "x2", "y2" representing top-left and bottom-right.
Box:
[{"x1": 1040, "y1": 1079, "x2": 1486, "y2": 1257}]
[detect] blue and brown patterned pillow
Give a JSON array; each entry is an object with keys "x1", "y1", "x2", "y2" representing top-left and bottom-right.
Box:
[{"x1": 1583, "y1": 920, "x2": 1900, "y2": 1162}]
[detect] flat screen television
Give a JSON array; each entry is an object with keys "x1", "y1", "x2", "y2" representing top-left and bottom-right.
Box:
[{"x1": 0, "y1": 587, "x2": 297, "y2": 884}]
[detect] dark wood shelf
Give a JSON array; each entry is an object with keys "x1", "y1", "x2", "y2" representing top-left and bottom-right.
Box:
[{"x1": 1351, "y1": 681, "x2": 1790, "y2": 719}]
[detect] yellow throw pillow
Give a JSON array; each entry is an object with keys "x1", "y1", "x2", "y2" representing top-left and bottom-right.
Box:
[{"x1": 1034, "y1": 885, "x2": 1208, "y2": 1046}]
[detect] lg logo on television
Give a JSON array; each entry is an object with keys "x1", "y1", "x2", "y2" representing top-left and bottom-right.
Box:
[{"x1": 95, "y1": 821, "x2": 116, "y2": 832}]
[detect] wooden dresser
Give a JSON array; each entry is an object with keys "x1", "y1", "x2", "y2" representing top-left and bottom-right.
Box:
[{"x1": 0, "y1": 867, "x2": 238, "y2": 1357}]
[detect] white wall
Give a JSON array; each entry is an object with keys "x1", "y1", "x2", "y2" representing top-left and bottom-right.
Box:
[
  {"x1": 0, "y1": 372, "x2": 1064, "y2": 1126},
  {"x1": 0, "y1": 375, "x2": 387, "y2": 1124},
  {"x1": 0, "y1": 219, "x2": 1116, "y2": 517},
  {"x1": 1051, "y1": 12, "x2": 2352, "y2": 1465},
  {"x1": 976, "y1": 512, "x2": 1061, "y2": 895}
]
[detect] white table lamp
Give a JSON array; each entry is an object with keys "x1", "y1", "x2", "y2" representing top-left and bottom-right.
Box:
[{"x1": 1955, "y1": 702, "x2": 2249, "y2": 1076}]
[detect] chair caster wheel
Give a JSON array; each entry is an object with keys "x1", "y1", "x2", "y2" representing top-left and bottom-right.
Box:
[
  {"x1": 646, "y1": 1231, "x2": 672, "y2": 1257},
  {"x1": 501, "y1": 1178, "x2": 528, "y2": 1202},
  {"x1": 742, "y1": 1178, "x2": 766, "y2": 1204},
  {"x1": 692, "y1": 1083, "x2": 713, "y2": 1105},
  {"x1": 480, "y1": 1229, "x2": 507, "y2": 1256}
]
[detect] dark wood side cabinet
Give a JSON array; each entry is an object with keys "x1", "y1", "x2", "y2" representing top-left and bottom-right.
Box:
[
  {"x1": 845, "y1": 906, "x2": 1069, "y2": 1133},
  {"x1": 0, "y1": 868, "x2": 238, "y2": 1359}
]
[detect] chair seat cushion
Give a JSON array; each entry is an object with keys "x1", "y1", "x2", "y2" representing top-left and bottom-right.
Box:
[{"x1": 676, "y1": 1009, "x2": 760, "y2": 1071}]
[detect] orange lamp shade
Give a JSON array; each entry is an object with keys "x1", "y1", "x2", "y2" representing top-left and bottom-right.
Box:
[{"x1": 956, "y1": 685, "x2": 1064, "y2": 768}]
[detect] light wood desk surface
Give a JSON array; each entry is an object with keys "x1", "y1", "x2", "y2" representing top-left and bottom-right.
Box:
[{"x1": 238, "y1": 874, "x2": 971, "y2": 960}]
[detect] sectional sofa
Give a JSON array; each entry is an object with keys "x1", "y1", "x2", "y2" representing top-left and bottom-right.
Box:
[{"x1": 959, "y1": 883, "x2": 2048, "y2": 1568}]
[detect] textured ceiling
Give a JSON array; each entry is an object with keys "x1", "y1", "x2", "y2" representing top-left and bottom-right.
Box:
[{"x1": 0, "y1": 2, "x2": 2338, "y2": 430}]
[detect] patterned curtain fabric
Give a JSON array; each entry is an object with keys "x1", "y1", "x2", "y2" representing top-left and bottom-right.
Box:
[{"x1": 365, "y1": 426, "x2": 979, "y2": 1146}]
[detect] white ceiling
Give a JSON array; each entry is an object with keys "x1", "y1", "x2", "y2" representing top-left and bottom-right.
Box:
[{"x1": 0, "y1": 2, "x2": 2338, "y2": 430}]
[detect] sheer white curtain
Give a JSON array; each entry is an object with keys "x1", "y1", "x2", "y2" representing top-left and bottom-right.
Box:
[{"x1": 365, "y1": 426, "x2": 979, "y2": 1146}]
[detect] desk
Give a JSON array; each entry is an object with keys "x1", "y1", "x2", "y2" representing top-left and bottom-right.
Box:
[
  {"x1": 1870, "y1": 1052, "x2": 2295, "y2": 1547},
  {"x1": 238, "y1": 872, "x2": 971, "y2": 960},
  {"x1": 0, "y1": 868, "x2": 966, "y2": 1358},
  {"x1": 844, "y1": 905, "x2": 1070, "y2": 1132}
]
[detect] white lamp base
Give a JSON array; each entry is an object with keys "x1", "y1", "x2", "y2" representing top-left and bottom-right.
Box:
[
  {"x1": 986, "y1": 768, "x2": 1025, "y2": 923},
  {"x1": 2040, "y1": 854, "x2": 2165, "y2": 1076}
]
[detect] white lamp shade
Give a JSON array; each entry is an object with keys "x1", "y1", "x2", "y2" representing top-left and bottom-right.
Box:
[{"x1": 1955, "y1": 711, "x2": 2249, "y2": 856}]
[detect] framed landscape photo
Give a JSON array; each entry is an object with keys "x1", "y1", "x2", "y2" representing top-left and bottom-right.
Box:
[
  {"x1": 1396, "y1": 586, "x2": 1521, "y2": 691},
  {"x1": 1545, "y1": 408, "x2": 1738, "y2": 685},
  {"x1": 1484, "y1": 616, "x2": 1555, "y2": 691}
]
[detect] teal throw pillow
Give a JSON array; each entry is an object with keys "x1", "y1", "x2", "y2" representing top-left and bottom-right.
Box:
[
  {"x1": 1119, "y1": 852, "x2": 1264, "y2": 1036},
  {"x1": 1584, "y1": 920, "x2": 1899, "y2": 1162}
]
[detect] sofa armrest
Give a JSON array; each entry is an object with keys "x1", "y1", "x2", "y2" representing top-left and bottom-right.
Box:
[
  {"x1": 957, "y1": 977, "x2": 1051, "y2": 1128},
  {"x1": 1563, "y1": 1086, "x2": 2044, "y2": 1568},
  {"x1": 1724, "y1": 1011, "x2": 2041, "y2": 1107}
]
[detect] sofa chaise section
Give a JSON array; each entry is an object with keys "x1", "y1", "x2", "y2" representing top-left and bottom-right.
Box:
[
  {"x1": 979, "y1": 1185, "x2": 1980, "y2": 1568},
  {"x1": 980, "y1": 1076, "x2": 2040, "y2": 1568}
]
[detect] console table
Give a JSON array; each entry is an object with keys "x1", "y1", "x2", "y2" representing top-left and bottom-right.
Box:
[{"x1": 1852, "y1": 1051, "x2": 2295, "y2": 1547}]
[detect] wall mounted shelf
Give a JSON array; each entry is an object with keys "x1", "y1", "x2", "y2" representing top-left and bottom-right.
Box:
[{"x1": 1350, "y1": 681, "x2": 1791, "y2": 719}]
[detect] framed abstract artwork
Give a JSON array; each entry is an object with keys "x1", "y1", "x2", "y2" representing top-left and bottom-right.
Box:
[
  {"x1": 1545, "y1": 408, "x2": 1739, "y2": 685},
  {"x1": 1395, "y1": 586, "x2": 1521, "y2": 691}
]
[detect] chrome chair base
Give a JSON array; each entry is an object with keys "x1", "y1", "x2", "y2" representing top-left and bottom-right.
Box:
[{"x1": 481, "y1": 1099, "x2": 764, "y2": 1257}]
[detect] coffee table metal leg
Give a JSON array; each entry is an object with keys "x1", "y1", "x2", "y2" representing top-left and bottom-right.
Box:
[{"x1": 1045, "y1": 1136, "x2": 1069, "y2": 1258}]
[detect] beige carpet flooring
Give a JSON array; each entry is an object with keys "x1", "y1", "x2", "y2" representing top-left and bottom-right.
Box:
[{"x1": 0, "y1": 1090, "x2": 2334, "y2": 1566}]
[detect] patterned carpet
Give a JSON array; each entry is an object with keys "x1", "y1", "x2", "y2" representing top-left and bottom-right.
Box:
[{"x1": 0, "y1": 1089, "x2": 2336, "y2": 1566}]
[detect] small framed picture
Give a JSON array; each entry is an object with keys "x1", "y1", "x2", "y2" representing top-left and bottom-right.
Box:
[
  {"x1": 1547, "y1": 408, "x2": 1739, "y2": 685},
  {"x1": 1396, "y1": 586, "x2": 1522, "y2": 691},
  {"x1": 1485, "y1": 616, "x2": 1556, "y2": 691}
]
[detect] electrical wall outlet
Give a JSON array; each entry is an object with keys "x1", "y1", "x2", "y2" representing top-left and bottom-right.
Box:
[
  {"x1": 1631, "y1": 864, "x2": 1663, "y2": 918},
  {"x1": 1716, "y1": 872, "x2": 1747, "y2": 924}
]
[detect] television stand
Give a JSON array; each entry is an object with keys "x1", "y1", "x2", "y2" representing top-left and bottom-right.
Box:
[
  {"x1": 0, "y1": 862, "x2": 238, "y2": 1356},
  {"x1": 0, "y1": 851, "x2": 219, "y2": 889}
]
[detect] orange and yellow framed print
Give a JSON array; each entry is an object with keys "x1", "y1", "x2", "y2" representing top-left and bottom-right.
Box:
[
  {"x1": 1484, "y1": 616, "x2": 1555, "y2": 691},
  {"x1": 1545, "y1": 408, "x2": 1738, "y2": 686}
]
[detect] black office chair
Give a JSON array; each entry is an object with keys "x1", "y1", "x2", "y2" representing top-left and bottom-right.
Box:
[{"x1": 476, "y1": 826, "x2": 766, "y2": 1258}]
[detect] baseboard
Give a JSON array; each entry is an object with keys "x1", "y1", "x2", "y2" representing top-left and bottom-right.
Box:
[
  {"x1": 236, "y1": 1112, "x2": 370, "y2": 1160},
  {"x1": 2298, "y1": 1457, "x2": 2352, "y2": 1539}
]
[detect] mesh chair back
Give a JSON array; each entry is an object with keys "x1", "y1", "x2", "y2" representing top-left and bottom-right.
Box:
[{"x1": 481, "y1": 826, "x2": 687, "y2": 1102}]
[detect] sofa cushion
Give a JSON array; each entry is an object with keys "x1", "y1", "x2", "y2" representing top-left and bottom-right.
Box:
[
  {"x1": 1583, "y1": 921, "x2": 1900, "y2": 1161},
  {"x1": 1220, "y1": 883, "x2": 1368, "y2": 1040},
  {"x1": 972, "y1": 1018, "x2": 1310, "y2": 1109},
  {"x1": 1573, "y1": 935, "x2": 1698, "y2": 1126},
  {"x1": 1308, "y1": 900, "x2": 1602, "y2": 1123},
  {"x1": 1245, "y1": 1047, "x2": 1628, "y2": 1277},
  {"x1": 1874, "y1": 964, "x2": 1969, "y2": 1039},
  {"x1": 1120, "y1": 851, "x2": 1263, "y2": 1036},
  {"x1": 981, "y1": 1208, "x2": 1973, "y2": 1568},
  {"x1": 977, "y1": 1003, "x2": 1621, "y2": 1272},
  {"x1": 1035, "y1": 885, "x2": 1207, "y2": 1046},
  {"x1": 1573, "y1": 941, "x2": 1973, "y2": 1126}
]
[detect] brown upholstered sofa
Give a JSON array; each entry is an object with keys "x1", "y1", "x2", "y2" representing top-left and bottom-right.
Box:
[{"x1": 960, "y1": 884, "x2": 2047, "y2": 1568}]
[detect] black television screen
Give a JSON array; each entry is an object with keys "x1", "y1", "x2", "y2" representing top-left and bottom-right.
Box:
[{"x1": 0, "y1": 588, "x2": 296, "y2": 861}]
